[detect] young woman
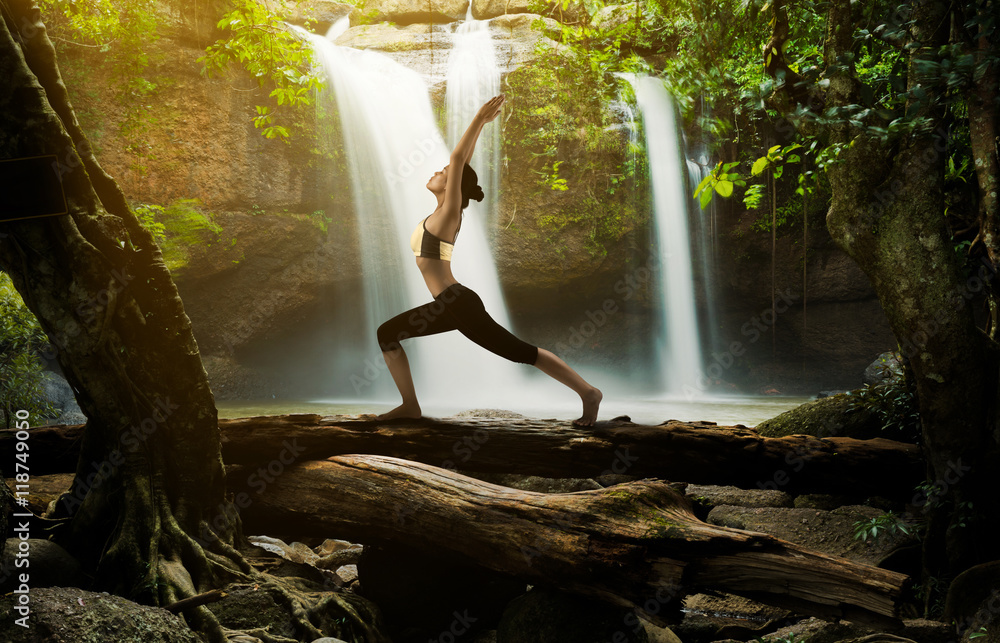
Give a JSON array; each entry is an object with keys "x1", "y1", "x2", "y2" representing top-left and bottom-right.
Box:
[{"x1": 376, "y1": 94, "x2": 602, "y2": 426}]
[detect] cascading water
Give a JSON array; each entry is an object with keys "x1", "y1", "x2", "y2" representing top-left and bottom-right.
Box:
[
  {"x1": 628, "y1": 75, "x2": 705, "y2": 395},
  {"x1": 298, "y1": 23, "x2": 526, "y2": 407},
  {"x1": 686, "y1": 134, "x2": 721, "y2": 363}
]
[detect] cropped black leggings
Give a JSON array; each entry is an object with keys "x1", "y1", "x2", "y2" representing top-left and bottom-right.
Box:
[{"x1": 377, "y1": 283, "x2": 539, "y2": 365}]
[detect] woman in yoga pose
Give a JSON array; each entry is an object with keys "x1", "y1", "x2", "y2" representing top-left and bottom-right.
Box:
[{"x1": 376, "y1": 94, "x2": 602, "y2": 425}]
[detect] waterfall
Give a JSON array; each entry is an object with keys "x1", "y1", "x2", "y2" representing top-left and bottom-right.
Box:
[
  {"x1": 685, "y1": 136, "x2": 721, "y2": 367},
  {"x1": 628, "y1": 75, "x2": 705, "y2": 395},
  {"x1": 297, "y1": 24, "x2": 526, "y2": 407}
]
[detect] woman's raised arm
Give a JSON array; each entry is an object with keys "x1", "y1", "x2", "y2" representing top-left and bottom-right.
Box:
[{"x1": 450, "y1": 94, "x2": 505, "y2": 165}]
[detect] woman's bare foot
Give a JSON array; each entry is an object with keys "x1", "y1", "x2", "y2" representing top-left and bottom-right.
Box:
[
  {"x1": 573, "y1": 387, "x2": 603, "y2": 427},
  {"x1": 376, "y1": 402, "x2": 422, "y2": 421}
]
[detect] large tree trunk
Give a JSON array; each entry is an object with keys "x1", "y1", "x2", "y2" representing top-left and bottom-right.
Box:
[
  {"x1": 765, "y1": 0, "x2": 1000, "y2": 602},
  {"x1": 7, "y1": 414, "x2": 926, "y2": 496},
  {"x1": 228, "y1": 454, "x2": 911, "y2": 630},
  {"x1": 0, "y1": 0, "x2": 246, "y2": 635},
  {"x1": 820, "y1": 0, "x2": 1000, "y2": 586}
]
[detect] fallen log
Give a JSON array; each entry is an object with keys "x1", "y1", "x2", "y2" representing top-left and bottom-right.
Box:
[
  {"x1": 228, "y1": 454, "x2": 910, "y2": 630},
  {"x1": 2, "y1": 414, "x2": 923, "y2": 495}
]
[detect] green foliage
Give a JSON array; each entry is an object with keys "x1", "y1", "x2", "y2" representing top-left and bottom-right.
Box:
[
  {"x1": 853, "y1": 511, "x2": 913, "y2": 543},
  {"x1": 502, "y1": 46, "x2": 648, "y2": 255},
  {"x1": 845, "y1": 378, "x2": 922, "y2": 443},
  {"x1": 38, "y1": 0, "x2": 162, "y2": 171},
  {"x1": 969, "y1": 626, "x2": 988, "y2": 639},
  {"x1": 693, "y1": 161, "x2": 745, "y2": 209},
  {"x1": 134, "y1": 199, "x2": 222, "y2": 272},
  {"x1": 0, "y1": 273, "x2": 56, "y2": 429},
  {"x1": 199, "y1": 0, "x2": 323, "y2": 142}
]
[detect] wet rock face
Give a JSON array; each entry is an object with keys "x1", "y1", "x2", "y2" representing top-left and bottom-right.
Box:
[{"x1": 0, "y1": 587, "x2": 203, "y2": 643}]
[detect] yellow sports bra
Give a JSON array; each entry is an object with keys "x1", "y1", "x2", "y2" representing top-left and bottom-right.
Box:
[{"x1": 410, "y1": 217, "x2": 456, "y2": 262}]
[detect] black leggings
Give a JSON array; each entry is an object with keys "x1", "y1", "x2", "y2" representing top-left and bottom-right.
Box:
[{"x1": 377, "y1": 283, "x2": 539, "y2": 365}]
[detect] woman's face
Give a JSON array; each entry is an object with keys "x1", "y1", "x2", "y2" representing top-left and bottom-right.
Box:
[{"x1": 427, "y1": 165, "x2": 448, "y2": 192}]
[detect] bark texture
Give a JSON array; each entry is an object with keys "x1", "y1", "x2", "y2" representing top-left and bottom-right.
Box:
[
  {"x1": 4, "y1": 414, "x2": 926, "y2": 496},
  {"x1": 766, "y1": 0, "x2": 1000, "y2": 592},
  {"x1": 228, "y1": 454, "x2": 911, "y2": 630},
  {"x1": 0, "y1": 0, "x2": 245, "y2": 633}
]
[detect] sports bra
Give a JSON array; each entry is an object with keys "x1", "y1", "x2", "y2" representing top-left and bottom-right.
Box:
[{"x1": 410, "y1": 216, "x2": 456, "y2": 261}]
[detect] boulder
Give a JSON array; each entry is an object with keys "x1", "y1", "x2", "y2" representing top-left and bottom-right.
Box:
[
  {"x1": 284, "y1": 0, "x2": 353, "y2": 31},
  {"x1": 754, "y1": 392, "x2": 882, "y2": 439},
  {"x1": 0, "y1": 539, "x2": 87, "y2": 594},
  {"x1": 0, "y1": 587, "x2": 202, "y2": 642},
  {"x1": 684, "y1": 483, "x2": 794, "y2": 509},
  {"x1": 351, "y1": 0, "x2": 469, "y2": 25},
  {"x1": 591, "y1": 3, "x2": 637, "y2": 30},
  {"x1": 706, "y1": 505, "x2": 915, "y2": 566},
  {"x1": 863, "y1": 350, "x2": 905, "y2": 386}
]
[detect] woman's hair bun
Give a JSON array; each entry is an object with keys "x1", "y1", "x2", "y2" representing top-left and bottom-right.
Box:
[{"x1": 472, "y1": 186, "x2": 485, "y2": 202}]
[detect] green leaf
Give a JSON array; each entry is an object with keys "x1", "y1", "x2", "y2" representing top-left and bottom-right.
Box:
[
  {"x1": 714, "y1": 180, "x2": 734, "y2": 197},
  {"x1": 699, "y1": 188, "x2": 713, "y2": 209},
  {"x1": 751, "y1": 156, "x2": 769, "y2": 176}
]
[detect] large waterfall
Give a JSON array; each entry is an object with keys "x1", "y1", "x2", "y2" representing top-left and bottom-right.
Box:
[
  {"x1": 297, "y1": 21, "x2": 527, "y2": 409},
  {"x1": 628, "y1": 76, "x2": 705, "y2": 395}
]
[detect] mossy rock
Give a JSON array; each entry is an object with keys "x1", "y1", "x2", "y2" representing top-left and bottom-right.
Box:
[
  {"x1": 754, "y1": 393, "x2": 882, "y2": 439},
  {"x1": 757, "y1": 381, "x2": 920, "y2": 443}
]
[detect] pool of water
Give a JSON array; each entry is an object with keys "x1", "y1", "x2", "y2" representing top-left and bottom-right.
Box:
[{"x1": 216, "y1": 394, "x2": 812, "y2": 428}]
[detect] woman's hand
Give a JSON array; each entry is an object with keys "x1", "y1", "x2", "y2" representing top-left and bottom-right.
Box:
[{"x1": 476, "y1": 94, "x2": 505, "y2": 124}]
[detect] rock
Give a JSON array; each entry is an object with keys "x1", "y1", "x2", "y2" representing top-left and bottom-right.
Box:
[
  {"x1": 284, "y1": 0, "x2": 353, "y2": 31},
  {"x1": 311, "y1": 638, "x2": 349, "y2": 643},
  {"x1": 497, "y1": 587, "x2": 650, "y2": 642},
  {"x1": 684, "y1": 484, "x2": 794, "y2": 509},
  {"x1": 39, "y1": 371, "x2": 85, "y2": 424},
  {"x1": 0, "y1": 539, "x2": 87, "y2": 594},
  {"x1": 0, "y1": 587, "x2": 202, "y2": 642},
  {"x1": 754, "y1": 392, "x2": 882, "y2": 439},
  {"x1": 793, "y1": 493, "x2": 853, "y2": 511},
  {"x1": 640, "y1": 620, "x2": 682, "y2": 643},
  {"x1": 591, "y1": 3, "x2": 637, "y2": 30},
  {"x1": 679, "y1": 592, "x2": 789, "y2": 641},
  {"x1": 944, "y1": 560, "x2": 1000, "y2": 641},
  {"x1": 706, "y1": 505, "x2": 914, "y2": 565},
  {"x1": 472, "y1": 0, "x2": 584, "y2": 21},
  {"x1": 315, "y1": 538, "x2": 363, "y2": 556},
  {"x1": 358, "y1": 542, "x2": 524, "y2": 641},
  {"x1": 351, "y1": 0, "x2": 469, "y2": 25},
  {"x1": 205, "y1": 584, "x2": 299, "y2": 638},
  {"x1": 863, "y1": 350, "x2": 905, "y2": 386},
  {"x1": 335, "y1": 564, "x2": 358, "y2": 584},
  {"x1": 335, "y1": 22, "x2": 450, "y2": 52}
]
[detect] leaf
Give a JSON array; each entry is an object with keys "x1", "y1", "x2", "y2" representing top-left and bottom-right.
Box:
[
  {"x1": 714, "y1": 180, "x2": 734, "y2": 197},
  {"x1": 699, "y1": 188, "x2": 713, "y2": 209},
  {"x1": 751, "y1": 156, "x2": 769, "y2": 176}
]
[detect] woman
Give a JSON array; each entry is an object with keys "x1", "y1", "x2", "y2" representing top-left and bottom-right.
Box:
[{"x1": 376, "y1": 94, "x2": 602, "y2": 426}]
